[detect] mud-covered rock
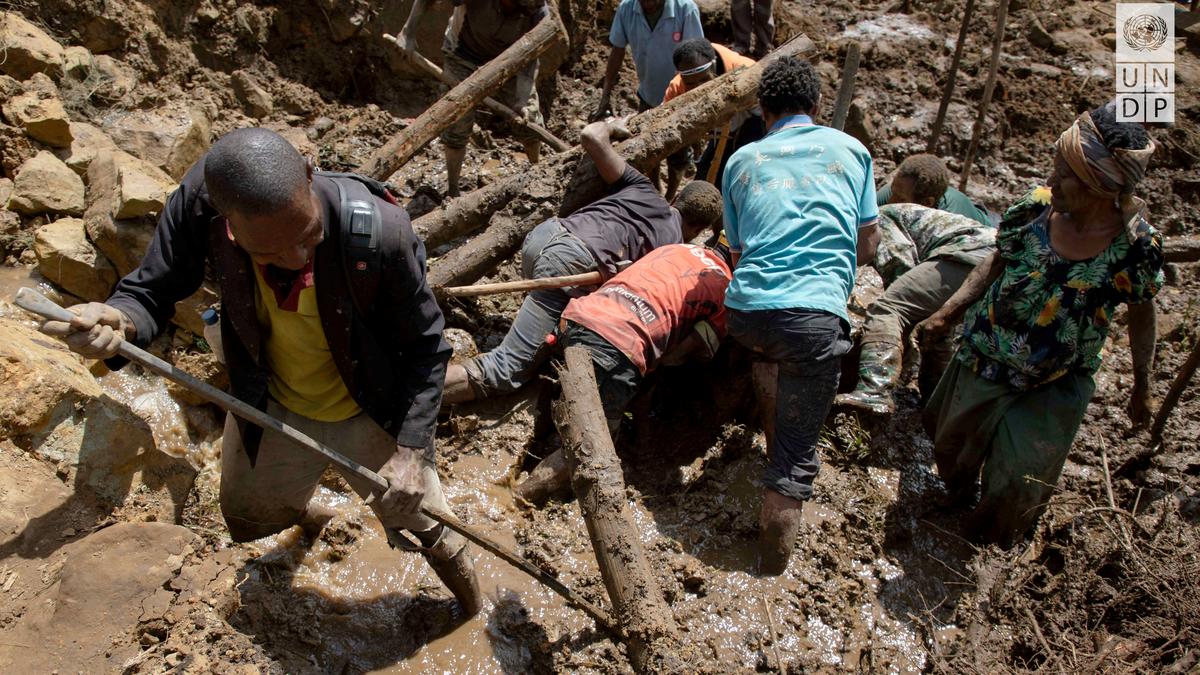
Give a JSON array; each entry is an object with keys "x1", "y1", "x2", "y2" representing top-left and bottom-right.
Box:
[
  {"x1": 0, "y1": 177, "x2": 11, "y2": 207},
  {"x1": 84, "y1": 212, "x2": 153, "y2": 277},
  {"x1": 55, "y1": 121, "x2": 118, "y2": 176},
  {"x1": 102, "y1": 103, "x2": 212, "y2": 180},
  {"x1": 0, "y1": 318, "x2": 197, "y2": 520},
  {"x1": 232, "y1": 70, "x2": 274, "y2": 118},
  {"x1": 1, "y1": 73, "x2": 72, "y2": 148},
  {"x1": 33, "y1": 217, "x2": 117, "y2": 301},
  {"x1": 0, "y1": 523, "x2": 201, "y2": 672},
  {"x1": 0, "y1": 12, "x2": 65, "y2": 80},
  {"x1": 7, "y1": 150, "x2": 85, "y2": 216}
]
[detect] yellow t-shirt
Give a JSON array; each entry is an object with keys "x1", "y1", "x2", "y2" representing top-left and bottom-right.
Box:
[{"x1": 253, "y1": 266, "x2": 361, "y2": 422}]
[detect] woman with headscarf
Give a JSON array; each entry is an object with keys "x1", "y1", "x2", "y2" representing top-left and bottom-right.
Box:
[{"x1": 914, "y1": 103, "x2": 1162, "y2": 547}]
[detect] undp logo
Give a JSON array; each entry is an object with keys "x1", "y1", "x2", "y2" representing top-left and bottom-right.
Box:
[
  {"x1": 1122, "y1": 14, "x2": 1169, "y2": 52},
  {"x1": 1115, "y1": 3, "x2": 1174, "y2": 123}
]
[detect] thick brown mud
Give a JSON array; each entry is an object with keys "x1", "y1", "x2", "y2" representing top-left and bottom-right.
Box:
[{"x1": 1, "y1": 0, "x2": 1198, "y2": 672}]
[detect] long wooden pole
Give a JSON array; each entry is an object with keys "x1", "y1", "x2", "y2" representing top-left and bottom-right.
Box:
[
  {"x1": 12, "y1": 287, "x2": 613, "y2": 630},
  {"x1": 555, "y1": 346, "x2": 680, "y2": 671},
  {"x1": 927, "y1": 0, "x2": 978, "y2": 153},
  {"x1": 958, "y1": 0, "x2": 1010, "y2": 191},
  {"x1": 384, "y1": 34, "x2": 569, "y2": 152},
  {"x1": 1150, "y1": 340, "x2": 1200, "y2": 445},
  {"x1": 361, "y1": 12, "x2": 564, "y2": 180},
  {"x1": 441, "y1": 270, "x2": 602, "y2": 297},
  {"x1": 830, "y1": 42, "x2": 861, "y2": 131}
]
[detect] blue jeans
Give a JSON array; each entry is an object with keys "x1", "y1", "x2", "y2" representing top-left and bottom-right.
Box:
[
  {"x1": 466, "y1": 219, "x2": 598, "y2": 396},
  {"x1": 728, "y1": 308, "x2": 851, "y2": 501}
]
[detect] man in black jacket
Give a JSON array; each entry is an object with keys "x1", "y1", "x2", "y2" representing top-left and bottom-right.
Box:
[{"x1": 40, "y1": 128, "x2": 482, "y2": 615}]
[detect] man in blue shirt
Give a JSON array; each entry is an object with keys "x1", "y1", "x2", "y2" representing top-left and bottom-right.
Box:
[
  {"x1": 722, "y1": 56, "x2": 880, "y2": 575},
  {"x1": 593, "y1": 0, "x2": 704, "y2": 118}
]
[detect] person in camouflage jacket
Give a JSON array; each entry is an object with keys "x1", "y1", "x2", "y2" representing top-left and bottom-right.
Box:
[{"x1": 836, "y1": 203, "x2": 996, "y2": 415}]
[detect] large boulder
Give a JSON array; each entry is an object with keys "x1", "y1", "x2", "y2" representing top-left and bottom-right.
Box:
[
  {"x1": 55, "y1": 120, "x2": 119, "y2": 176},
  {"x1": 102, "y1": 103, "x2": 211, "y2": 180},
  {"x1": 1, "y1": 72, "x2": 72, "y2": 148},
  {"x1": 83, "y1": 148, "x2": 163, "y2": 271},
  {"x1": 0, "y1": 12, "x2": 65, "y2": 80},
  {"x1": 84, "y1": 147, "x2": 176, "y2": 220},
  {"x1": 7, "y1": 150, "x2": 85, "y2": 216},
  {"x1": 83, "y1": 210, "x2": 153, "y2": 277},
  {"x1": 0, "y1": 523, "x2": 202, "y2": 673},
  {"x1": 0, "y1": 318, "x2": 197, "y2": 521},
  {"x1": 33, "y1": 217, "x2": 117, "y2": 301}
]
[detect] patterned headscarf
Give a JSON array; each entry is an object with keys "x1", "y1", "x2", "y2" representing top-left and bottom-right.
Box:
[{"x1": 1055, "y1": 110, "x2": 1155, "y2": 198}]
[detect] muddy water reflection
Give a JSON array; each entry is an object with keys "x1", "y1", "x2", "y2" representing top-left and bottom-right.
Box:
[
  {"x1": 243, "y1": 448, "x2": 595, "y2": 673},
  {"x1": 99, "y1": 369, "x2": 214, "y2": 464}
]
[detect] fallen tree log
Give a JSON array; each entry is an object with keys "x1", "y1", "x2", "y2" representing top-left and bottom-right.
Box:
[
  {"x1": 1166, "y1": 236, "x2": 1200, "y2": 263},
  {"x1": 361, "y1": 11, "x2": 565, "y2": 181},
  {"x1": 423, "y1": 34, "x2": 815, "y2": 285},
  {"x1": 554, "y1": 346, "x2": 680, "y2": 672},
  {"x1": 384, "y1": 35, "x2": 569, "y2": 152}
]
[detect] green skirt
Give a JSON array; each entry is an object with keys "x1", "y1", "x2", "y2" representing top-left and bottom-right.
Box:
[{"x1": 923, "y1": 356, "x2": 1095, "y2": 547}]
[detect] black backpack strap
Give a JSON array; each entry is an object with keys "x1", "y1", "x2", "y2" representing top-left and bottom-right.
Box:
[{"x1": 333, "y1": 177, "x2": 383, "y2": 317}]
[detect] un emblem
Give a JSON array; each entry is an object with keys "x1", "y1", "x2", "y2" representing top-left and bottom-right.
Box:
[{"x1": 1122, "y1": 14, "x2": 1169, "y2": 52}]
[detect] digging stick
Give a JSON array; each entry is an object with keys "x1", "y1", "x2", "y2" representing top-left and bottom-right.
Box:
[
  {"x1": 927, "y1": 0, "x2": 977, "y2": 153},
  {"x1": 13, "y1": 287, "x2": 613, "y2": 630},
  {"x1": 1150, "y1": 339, "x2": 1200, "y2": 445},
  {"x1": 830, "y1": 42, "x2": 861, "y2": 132},
  {"x1": 383, "y1": 34, "x2": 569, "y2": 152},
  {"x1": 440, "y1": 270, "x2": 602, "y2": 297},
  {"x1": 958, "y1": 0, "x2": 1010, "y2": 191}
]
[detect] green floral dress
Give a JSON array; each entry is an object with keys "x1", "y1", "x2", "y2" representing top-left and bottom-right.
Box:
[{"x1": 956, "y1": 188, "x2": 1164, "y2": 391}]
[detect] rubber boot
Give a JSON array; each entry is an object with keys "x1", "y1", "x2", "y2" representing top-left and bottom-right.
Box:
[
  {"x1": 835, "y1": 341, "x2": 903, "y2": 416},
  {"x1": 757, "y1": 489, "x2": 804, "y2": 576},
  {"x1": 419, "y1": 528, "x2": 483, "y2": 617},
  {"x1": 442, "y1": 363, "x2": 478, "y2": 405},
  {"x1": 514, "y1": 448, "x2": 571, "y2": 507}
]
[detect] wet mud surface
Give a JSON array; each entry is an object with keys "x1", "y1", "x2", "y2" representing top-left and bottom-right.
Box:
[{"x1": 1, "y1": 0, "x2": 1198, "y2": 672}]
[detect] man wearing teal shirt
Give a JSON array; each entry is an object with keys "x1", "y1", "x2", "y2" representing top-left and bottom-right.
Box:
[
  {"x1": 593, "y1": 0, "x2": 705, "y2": 117},
  {"x1": 722, "y1": 56, "x2": 880, "y2": 575},
  {"x1": 876, "y1": 153, "x2": 991, "y2": 226}
]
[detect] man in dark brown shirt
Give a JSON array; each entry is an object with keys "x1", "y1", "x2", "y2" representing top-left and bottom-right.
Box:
[
  {"x1": 442, "y1": 120, "x2": 724, "y2": 404},
  {"x1": 398, "y1": 0, "x2": 548, "y2": 196}
]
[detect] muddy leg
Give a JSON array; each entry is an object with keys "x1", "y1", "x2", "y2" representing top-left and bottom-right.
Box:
[
  {"x1": 514, "y1": 448, "x2": 571, "y2": 506},
  {"x1": 752, "y1": 361, "x2": 777, "y2": 452},
  {"x1": 445, "y1": 145, "x2": 467, "y2": 198}
]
